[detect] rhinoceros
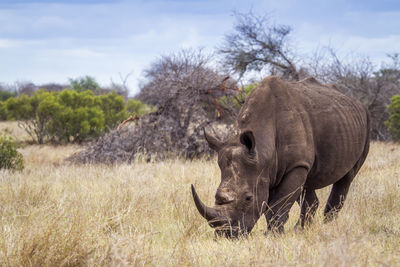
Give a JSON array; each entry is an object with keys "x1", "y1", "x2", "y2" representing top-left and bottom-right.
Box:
[{"x1": 191, "y1": 76, "x2": 370, "y2": 237}]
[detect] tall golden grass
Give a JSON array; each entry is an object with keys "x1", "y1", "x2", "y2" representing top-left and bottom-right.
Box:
[
  {"x1": 0, "y1": 121, "x2": 30, "y2": 142},
  {"x1": 0, "y1": 141, "x2": 399, "y2": 266}
]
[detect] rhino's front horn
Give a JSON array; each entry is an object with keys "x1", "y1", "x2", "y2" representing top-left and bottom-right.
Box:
[{"x1": 191, "y1": 184, "x2": 223, "y2": 224}]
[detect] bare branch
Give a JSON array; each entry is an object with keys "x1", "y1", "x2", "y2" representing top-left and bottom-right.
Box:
[{"x1": 219, "y1": 11, "x2": 299, "y2": 81}]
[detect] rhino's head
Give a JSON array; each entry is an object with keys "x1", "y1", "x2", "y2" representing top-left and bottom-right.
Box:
[{"x1": 191, "y1": 129, "x2": 270, "y2": 238}]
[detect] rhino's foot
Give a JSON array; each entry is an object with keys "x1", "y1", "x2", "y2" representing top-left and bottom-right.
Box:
[
  {"x1": 294, "y1": 213, "x2": 315, "y2": 231},
  {"x1": 264, "y1": 224, "x2": 285, "y2": 236},
  {"x1": 294, "y1": 221, "x2": 304, "y2": 232},
  {"x1": 294, "y1": 220, "x2": 315, "y2": 232},
  {"x1": 323, "y1": 209, "x2": 339, "y2": 223}
]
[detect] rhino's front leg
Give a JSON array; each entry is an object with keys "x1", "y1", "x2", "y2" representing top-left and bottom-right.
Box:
[{"x1": 264, "y1": 167, "x2": 308, "y2": 233}]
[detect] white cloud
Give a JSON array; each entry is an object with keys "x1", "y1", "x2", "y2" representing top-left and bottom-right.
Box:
[
  {"x1": 341, "y1": 35, "x2": 400, "y2": 56},
  {"x1": 54, "y1": 48, "x2": 105, "y2": 58},
  {"x1": 0, "y1": 39, "x2": 22, "y2": 48},
  {"x1": 32, "y1": 15, "x2": 70, "y2": 31}
]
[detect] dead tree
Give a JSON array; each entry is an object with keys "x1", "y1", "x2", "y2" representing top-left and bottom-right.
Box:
[
  {"x1": 219, "y1": 11, "x2": 300, "y2": 81},
  {"x1": 69, "y1": 49, "x2": 239, "y2": 164}
]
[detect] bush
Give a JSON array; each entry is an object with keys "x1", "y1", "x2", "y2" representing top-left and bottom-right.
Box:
[
  {"x1": 0, "y1": 90, "x2": 17, "y2": 101},
  {"x1": 5, "y1": 91, "x2": 59, "y2": 143},
  {"x1": 97, "y1": 92, "x2": 127, "y2": 129},
  {"x1": 0, "y1": 134, "x2": 24, "y2": 171},
  {"x1": 4, "y1": 94, "x2": 33, "y2": 120},
  {"x1": 1, "y1": 87, "x2": 155, "y2": 144},
  {"x1": 69, "y1": 76, "x2": 100, "y2": 92},
  {"x1": 386, "y1": 95, "x2": 400, "y2": 141},
  {"x1": 127, "y1": 98, "x2": 155, "y2": 116},
  {"x1": 51, "y1": 90, "x2": 106, "y2": 143},
  {"x1": 3, "y1": 90, "x2": 129, "y2": 144},
  {"x1": 0, "y1": 101, "x2": 7, "y2": 120},
  {"x1": 218, "y1": 83, "x2": 257, "y2": 114},
  {"x1": 49, "y1": 105, "x2": 105, "y2": 143}
]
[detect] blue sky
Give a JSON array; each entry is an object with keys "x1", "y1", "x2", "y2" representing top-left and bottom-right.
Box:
[{"x1": 1, "y1": 0, "x2": 399, "y2": 95}]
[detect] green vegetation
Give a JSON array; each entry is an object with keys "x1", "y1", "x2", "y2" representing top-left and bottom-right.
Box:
[
  {"x1": 126, "y1": 98, "x2": 155, "y2": 116},
  {"x1": 219, "y1": 83, "x2": 258, "y2": 112},
  {"x1": 0, "y1": 90, "x2": 17, "y2": 101},
  {"x1": 68, "y1": 76, "x2": 101, "y2": 92},
  {"x1": 0, "y1": 133, "x2": 24, "y2": 171},
  {"x1": 0, "y1": 89, "x2": 152, "y2": 144},
  {"x1": 0, "y1": 102, "x2": 7, "y2": 120},
  {"x1": 386, "y1": 95, "x2": 400, "y2": 141}
]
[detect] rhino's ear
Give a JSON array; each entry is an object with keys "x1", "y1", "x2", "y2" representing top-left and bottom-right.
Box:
[
  {"x1": 240, "y1": 131, "x2": 255, "y2": 154},
  {"x1": 204, "y1": 128, "x2": 222, "y2": 151}
]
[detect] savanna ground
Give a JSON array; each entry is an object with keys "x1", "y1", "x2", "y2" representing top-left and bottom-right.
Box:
[{"x1": 0, "y1": 121, "x2": 399, "y2": 266}]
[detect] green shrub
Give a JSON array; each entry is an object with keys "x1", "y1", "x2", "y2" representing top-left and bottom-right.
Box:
[
  {"x1": 0, "y1": 134, "x2": 24, "y2": 171},
  {"x1": 218, "y1": 83, "x2": 257, "y2": 112},
  {"x1": 97, "y1": 92, "x2": 127, "y2": 129},
  {"x1": 50, "y1": 105, "x2": 105, "y2": 143},
  {"x1": 69, "y1": 76, "x2": 100, "y2": 92},
  {"x1": 5, "y1": 91, "x2": 58, "y2": 143},
  {"x1": 386, "y1": 95, "x2": 400, "y2": 141},
  {"x1": 47, "y1": 90, "x2": 108, "y2": 143},
  {"x1": 4, "y1": 94, "x2": 33, "y2": 120},
  {"x1": 2, "y1": 88, "x2": 153, "y2": 144},
  {"x1": 3, "y1": 90, "x2": 123, "y2": 144},
  {"x1": 0, "y1": 101, "x2": 7, "y2": 120},
  {"x1": 127, "y1": 98, "x2": 155, "y2": 116},
  {"x1": 48, "y1": 90, "x2": 105, "y2": 143},
  {"x1": 0, "y1": 90, "x2": 17, "y2": 101}
]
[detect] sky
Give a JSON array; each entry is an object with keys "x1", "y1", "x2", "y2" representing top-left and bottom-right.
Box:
[{"x1": 1, "y1": 0, "x2": 399, "y2": 96}]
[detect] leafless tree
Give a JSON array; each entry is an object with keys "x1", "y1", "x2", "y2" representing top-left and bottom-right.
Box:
[
  {"x1": 135, "y1": 49, "x2": 238, "y2": 120},
  {"x1": 219, "y1": 11, "x2": 300, "y2": 81},
  {"x1": 110, "y1": 72, "x2": 133, "y2": 103},
  {"x1": 70, "y1": 49, "x2": 239, "y2": 163},
  {"x1": 14, "y1": 81, "x2": 37, "y2": 96},
  {"x1": 39, "y1": 83, "x2": 67, "y2": 92},
  {"x1": 309, "y1": 49, "x2": 400, "y2": 140}
]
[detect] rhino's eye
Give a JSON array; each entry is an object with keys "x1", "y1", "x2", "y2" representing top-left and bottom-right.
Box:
[{"x1": 245, "y1": 195, "x2": 253, "y2": 201}]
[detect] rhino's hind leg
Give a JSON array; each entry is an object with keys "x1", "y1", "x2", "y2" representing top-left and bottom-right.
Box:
[
  {"x1": 296, "y1": 189, "x2": 319, "y2": 229},
  {"x1": 323, "y1": 169, "x2": 356, "y2": 223},
  {"x1": 324, "y1": 131, "x2": 369, "y2": 223}
]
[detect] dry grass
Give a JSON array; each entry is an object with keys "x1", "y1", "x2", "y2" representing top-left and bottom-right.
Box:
[
  {"x1": 0, "y1": 141, "x2": 399, "y2": 266},
  {"x1": 0, "y1": 121, "x2": 30, "y2": 142}
]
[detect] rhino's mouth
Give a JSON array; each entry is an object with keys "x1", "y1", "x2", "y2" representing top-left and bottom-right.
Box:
[
  {"x1": 191, "y1": 185, "x2": 249, "y2": 233},
  {"x1": 191, "y1": 184, "x2": 230, "y2": 226},
  {"x1": 214, "y1": 225, "x2": 251, "y2": 238},
  {"x1": 215, "y1": 228, "x2": 239, "y2": 238},
  {"x1": 192, "y1": 184, "x2": 259, "y2": 238}
]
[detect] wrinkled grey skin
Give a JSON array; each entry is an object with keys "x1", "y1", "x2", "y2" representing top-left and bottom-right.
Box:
[{"x1": 192, "y1": 76, "x2": 370, "y2": 238}]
